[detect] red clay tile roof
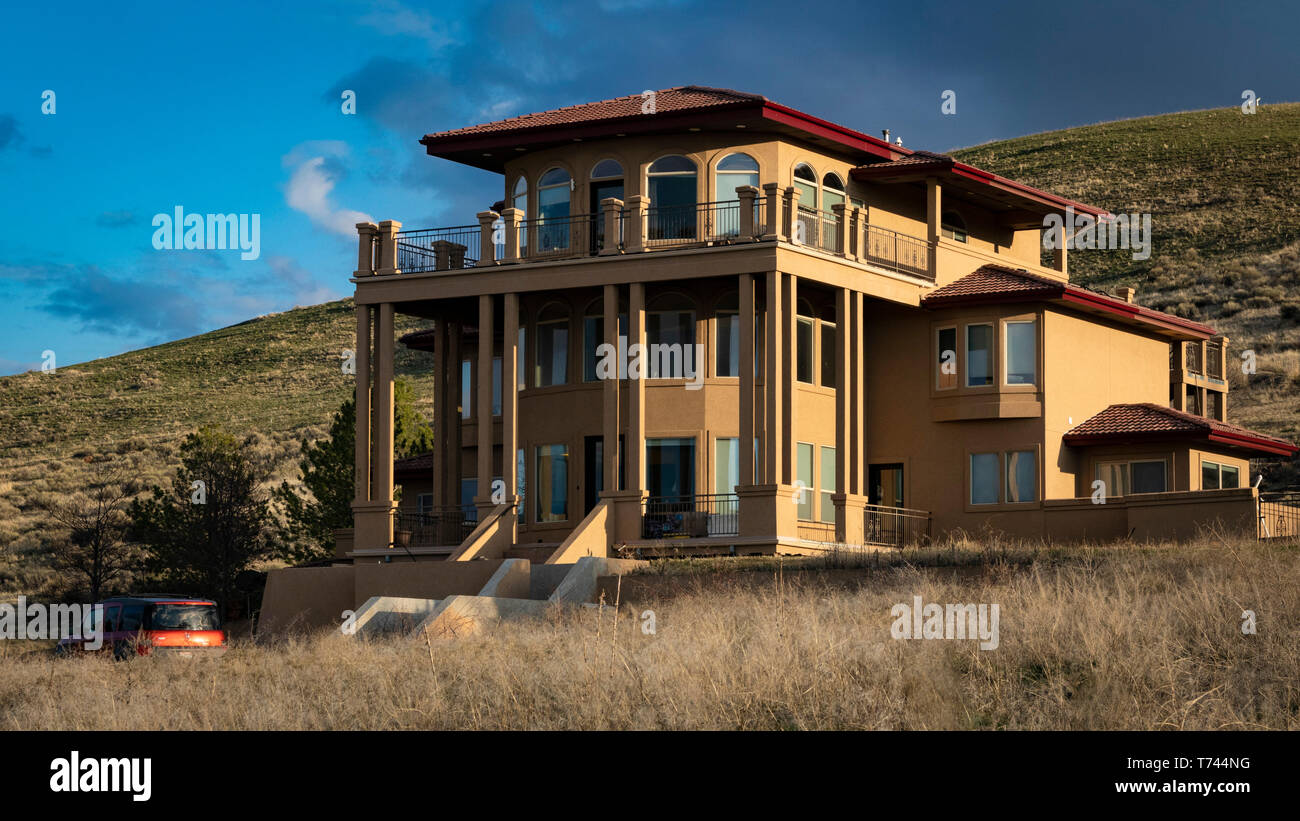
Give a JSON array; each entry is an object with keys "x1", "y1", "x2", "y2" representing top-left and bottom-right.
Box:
[
  {"x1": 425, "y1": 86, "x2": 765, "y2": 141},
  {"x1": 1064, "y1": 403, "x2": 1297, "y2": 456},
  {"x1": 922, "y1": 264, "x2": 1216, "y2": 339}
]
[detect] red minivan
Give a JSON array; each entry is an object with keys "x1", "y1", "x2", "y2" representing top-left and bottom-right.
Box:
[{"x1": 56, "y1": 596, "x2": 227, "y2": 658}]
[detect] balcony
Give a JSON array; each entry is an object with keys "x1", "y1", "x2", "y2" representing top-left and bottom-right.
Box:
[
  {"x1": 641, "y1": 493, "x2": 739, "y2": 539},
  {"x1": 356, "y1": 184, "x2": 934, "y2": 282}
]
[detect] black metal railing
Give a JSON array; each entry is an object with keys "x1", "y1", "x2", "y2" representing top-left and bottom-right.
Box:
[
  {"x1": 861, "y1": 223, "x2": 932, "y2": 280},
  {"x1": 793, "y1": 205, "x2": 839, "y2": 253},
  {"x1": 1206, "y1": 338, "x2": 1225, "y2": 380},
  {"x1": 1185, "y1": 341, "x2": 1203, "y2": 376},
  {"x1": 641, "y1": 493, "x2": 739, "y2": 539},
  {"x1": 394, "y1": 508, "x2": 475, "y2": 548},
  {"x1": 521, "y1": 212, "x2": 598, "y2": 258},
  {"x1": 395, "y1": 226, "x2": 480, "y2": 273},
  {"x1": 864, "y1": 504, "x2": 931, "y2": 547},
  {"x1": 1259, "y1": 491, "x2": 1300, "y2": 540}
]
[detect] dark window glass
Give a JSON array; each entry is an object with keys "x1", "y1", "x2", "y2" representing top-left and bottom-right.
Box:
[
  {"x1": 796, "y1": 318, "x2": 814, "y2": 383},
  {"x1": 820, "y1": 323, "x2": 836, "y2": 387},
  {"x1": 149, "y1": 604, "x2": 219, "y2": 631},
  {"x1": 1131, "y1": 461, "x2": 1167, "y2": 494}
]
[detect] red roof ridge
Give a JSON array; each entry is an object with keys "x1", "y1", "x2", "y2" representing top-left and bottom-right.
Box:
[
  {"x1": 922, "y1": 265, "x2": 1217, "y2": 339},
  {"x1": 1064, "y1": 402, "x2": 1297, "y2": 456},
  {"x1": 422, "y1": 85, "x2": 764, "y2": 142}
]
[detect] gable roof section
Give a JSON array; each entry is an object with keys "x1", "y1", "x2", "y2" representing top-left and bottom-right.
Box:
[
  {"x1": 1063, "y1": 403, "x2": 1297, "y2": 457},
  {"x1": 420, "y1": 86, "x2": 1107, "y2": 220},
  {"x1": 851, "y1": 151, "x2": 1109, "y2": 224},
  {"x1": 420, "y1": 85, "x2": 902, "y2": 171},
  {"x1": 921, "y1": 264, "x2": 1216, "y2": 340}
]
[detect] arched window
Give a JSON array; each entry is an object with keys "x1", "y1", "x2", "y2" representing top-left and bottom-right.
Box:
[
  {"x1": 535, "y1": 302, "x2": 569, "y2": 387},
  {"x1": 715, "y1": 154, "x2": 759, "y2": 237},
  {"x1": 793, "y1": 163, "x2": 818, "y2": 209},
  {"x1": 512, "y1": 176, "x2": 528, "y2": 215},
  {"x1": 537, "y1": 167, "x2": 572, "y2": 252},
  {"x1": 589, "y1": 160, "x2": 625, "y2": 251},
  {"x1": 591, "y1": 159, "x2": 623, "y2": 179},
  {"x1": 715, "y1": 153, "x2": 759, "y2": 199},
  {"x1": 821, "y1": 173, "x2": 846, "y2": 212},
  {"x1": 646, "y1": 292, "x2": 697, "y2": 379},
  {"x1": 647, "y1": 155, "x2": 698, "y2": 241},
  {"x1": 941, "y1": 210, "x2": 967, "y2": 243}
]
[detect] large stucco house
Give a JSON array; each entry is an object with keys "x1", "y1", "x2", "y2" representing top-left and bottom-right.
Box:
[{"x1": 340, "y1": 86, "x2": 1297, "y2": 565}]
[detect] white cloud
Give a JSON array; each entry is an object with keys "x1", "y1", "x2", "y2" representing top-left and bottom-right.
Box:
[{"x1": 283, "y1": 145, "x2": 374, "y2": 238}]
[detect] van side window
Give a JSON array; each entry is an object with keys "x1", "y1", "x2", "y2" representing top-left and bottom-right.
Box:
[{"x1": 121, "y1": 604, "x2": 145, "y2": 632}]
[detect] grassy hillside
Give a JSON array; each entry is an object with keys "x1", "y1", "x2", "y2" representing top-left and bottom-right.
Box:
[
  {"x1": 954, "y1": 103, "x2": 1300, "y2": 442},
  {"x1": 0, "y1": 299, "x2": 435, "y2": 596}
]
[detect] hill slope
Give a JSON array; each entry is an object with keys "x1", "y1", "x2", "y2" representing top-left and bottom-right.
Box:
[{"x1": 954, "y1": 104, "x2": 1300, "y2": 442}]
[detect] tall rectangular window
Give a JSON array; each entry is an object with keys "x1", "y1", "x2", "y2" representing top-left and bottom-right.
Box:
[
  {"x1": 1221, "y1": 464, "x2": 1240, "y2": 489},
  {"x1": 937, "y1": 327, "x2": 957, "y2": 390},
  {"x1": 646, "y1": 310, "x2": 695, "y2": 379},
  {"x1": 583, "y1": 316, "x2": 602, "y2": 382},
  {"x1": 819, "y1": 445, "x2": 836, "y2": 524},
  {"x1": 1005, "y1": 320, "x2": 1037, "y2": 386},
  {"x1": 1131, "y1": 460, "x2": 1167, "y2": 494},
  {"x1": 535, "y1": 444, "x2": 568, "y2": 522},
  {"x1": 966, "y1": 324, "x2": 993, "y2": 387},
  {"x1": 460, "y1": 478, "x2": 477, "y2": 520},
  {"x1": 461, "y1": 359, "x2": 471, "y2": 419},
  {"x1": 820, "y1": 323, "x2": 837, "y2": 388},
  {"x1": 796, "y1": 318, "x2": 814, "y2": 384},
  {"x1": 716, "y1": 311, "x2": 739, "y2": 377},
  {"x1": 492, "y1": 357, "x2": 502, "y2": 416},
  {"x1": 970, "y1": 452, "x2": 999, "y2": 505},
  {"x1": 647, "y1": 438, "x2": 695, "y2": 498},
  {"x1": 1005, "y1": 450, "x2": 1037, "y2": 503},
  {"x1": 1096, "y1": 462, "x2": 1129, "y2": 497},
  {"x1": 535, "y1": 320, "x2": 568, "y2": 386},
  {"x1": 714, "y1": 438, "x2": 739, "y2": 495},
  {"x1": 797, "y1": 443, "x2": 814, "y2": 519}
]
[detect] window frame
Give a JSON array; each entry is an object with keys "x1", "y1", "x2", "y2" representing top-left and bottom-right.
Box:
[
  {"x1": 1002, "y1": 317, "x2": 1039, "y2": 388},
  {"x1": 935, "y1": 325, "x2": 958, "y2": 391}
]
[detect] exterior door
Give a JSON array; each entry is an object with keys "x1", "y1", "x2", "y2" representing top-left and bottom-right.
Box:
[
  {"x1": 590, "y1": 179, "x2": 623, "y2": 253},
  {"x1": 869, "y1": 463, "x2": 905, "y2": 508}
]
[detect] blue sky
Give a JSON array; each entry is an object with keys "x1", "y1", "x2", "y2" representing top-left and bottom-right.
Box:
[{"x1": 1, "y1": 0, "x2": 1297, "y2": 375}]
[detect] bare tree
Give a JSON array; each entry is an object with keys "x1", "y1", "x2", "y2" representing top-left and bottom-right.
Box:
[{"x1": 45, "y1": 461, "x2": 140, "y2": 601}]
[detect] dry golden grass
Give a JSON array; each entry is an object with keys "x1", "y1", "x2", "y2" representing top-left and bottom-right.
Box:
[{"x1": 2, "y1": 536, "x2": 1296, "y2": 730}]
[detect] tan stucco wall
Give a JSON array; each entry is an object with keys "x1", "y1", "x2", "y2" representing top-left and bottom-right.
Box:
[
  {"x1": 1043, "y1": 307, "x2": 1170, "y2": 499},
  {"x1": 259, "y1": 565, "x2": 355, "y2": 634}
]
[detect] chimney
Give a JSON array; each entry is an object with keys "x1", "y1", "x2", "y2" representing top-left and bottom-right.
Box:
[
  {"x1": 895, "y1": 137, "x2": 903, "y2": 146},
  {"x1": 1116, "y1": 286, "x2": 1136, "y2": 303},
  {"x1": 882, "y1": 128, "x2": 890, "y2": 143}
]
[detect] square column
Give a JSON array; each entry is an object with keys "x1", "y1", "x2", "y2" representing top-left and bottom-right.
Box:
[
  {"x1": 852, "y1": 290, "x2": 866, "y2": 496},
  {"x1": 602, "y1": 284, "x2": 620, "y2": 490},
  {"x1": 739, "y1": 273, "x2": 755, "y2": 486},
  {"x1": 783, "y1": 273, "x2": 797, "y2": 485},
  {"x1": 475, "y1": 294, "x2": 495, "y2": 518},
  {"x1": 502, "y1": 293, "x2": 520, "y2": 524},
  {"x1": 628, "y1": 282, "x2": 646, "y2": 492},
  {"x1": 448, "y1": 322, "x2": 463, "y2": 509},
  {"x1": 433, "y1": 320, "x2": 449, "y2": 507},
  {"x1": 763, "y1": 271, "x2": 783, "y2": 483},
  {"x1": 353, "y1": 304, "x2": 371, "y2": 504},
  {"x1": 834, "y1": 287, "x2": 866, "y2": 544},
  {"x1": 353, "y1": 302, "x2": 396, "y2": 550}
]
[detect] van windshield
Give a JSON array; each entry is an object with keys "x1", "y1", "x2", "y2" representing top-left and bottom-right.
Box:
[{"x1": 149, "y1": 604, "x2": 219, "y2": 631}]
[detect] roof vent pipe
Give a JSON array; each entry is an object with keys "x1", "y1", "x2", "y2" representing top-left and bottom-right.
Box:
[{"x1": 882, "y1": 129, "x2": 890, "y2": 143}]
